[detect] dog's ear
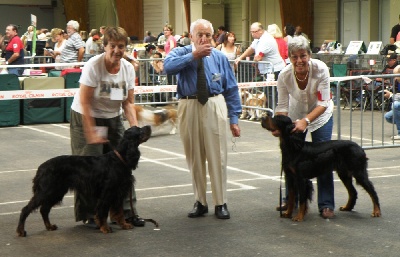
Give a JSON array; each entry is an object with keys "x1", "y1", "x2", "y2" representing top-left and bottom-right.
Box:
[
  {"x1": 285, "y1": 123, "x2": 295, "y2": 135},
  {"x1": 274, "y1": 115, "x2": 293, "y2": 132}
]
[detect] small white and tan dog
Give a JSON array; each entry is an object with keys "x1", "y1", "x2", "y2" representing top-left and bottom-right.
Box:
[
  {"x1": 133, "y1": 105, "x2": 178, "y2": 136},
  {"x1": 240, "y1": 90, "x2": 266, "y2": 121}
]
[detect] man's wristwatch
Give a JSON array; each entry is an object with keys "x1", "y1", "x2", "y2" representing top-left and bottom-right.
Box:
[
  {"x1": 5, "y1": 61, "x2": 8, "y2": 65},
  {"x1": 304, "y1": 117, "x2": 311, "y2": 126}
]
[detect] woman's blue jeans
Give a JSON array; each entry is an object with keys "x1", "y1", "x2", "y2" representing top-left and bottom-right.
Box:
[
  {"x1": 283, "y1": 116, "x2": 335, "y2": 212},
  {"x1": 310, "y1": 116, "x2": 335, "y2": 211}
]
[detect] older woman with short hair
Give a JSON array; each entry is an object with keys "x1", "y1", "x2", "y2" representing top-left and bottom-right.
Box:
[
  {"x1": 273, "y1": 36, "x2": 335, "y2": 219},
  {"x1": 70, "y1": 26, "x2": 145, "y2": 227}
]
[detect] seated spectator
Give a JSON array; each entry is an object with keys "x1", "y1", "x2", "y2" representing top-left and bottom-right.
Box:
[
  {"x1": 150, "y1": 52, "x2": 164, "y2": 74},
  {"x1": 149, "y1": 52, "x2": 166, "y2": 85},
  {"x1": 144, "y1": 44, "x2": 156, "y2": 59},
  {"x1": 375, "y1": 53, "x2": 398, "y2": 90},
  {"x1": 384, "y1": 65, "x2": 400, "y2": 139},
  {"x1": 156, "y1": 44, "x2": 166, "y2": 57}
]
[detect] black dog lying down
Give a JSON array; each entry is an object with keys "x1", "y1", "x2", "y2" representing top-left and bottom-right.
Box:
[
  {"x1": 16, "y1": 126, "x2": 151, "y2": 237},
  {"x1": 261, "y1": 113, "x2": 381, "y2": 221}
]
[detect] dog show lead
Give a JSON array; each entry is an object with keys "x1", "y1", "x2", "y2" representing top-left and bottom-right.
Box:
[{"x1": 271, "y1": 36, "x2": 336, "y2": 219}]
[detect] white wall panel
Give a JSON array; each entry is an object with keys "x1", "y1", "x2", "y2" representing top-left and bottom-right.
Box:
[{"x1": 143, "y1": 0, "x2": 165, "y2": 40}]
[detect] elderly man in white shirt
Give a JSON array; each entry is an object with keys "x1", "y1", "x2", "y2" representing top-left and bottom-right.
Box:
[
  {"x1": 235, "y1": 22, "x2": 285, "y2": 108},
  {"x1": 235, "y1": 22, "x2": 285, "y2": 78}
]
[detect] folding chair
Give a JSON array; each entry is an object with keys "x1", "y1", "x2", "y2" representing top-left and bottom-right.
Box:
[{"x1": 342, "y1": 69, "x2": 374, "y2": 110}]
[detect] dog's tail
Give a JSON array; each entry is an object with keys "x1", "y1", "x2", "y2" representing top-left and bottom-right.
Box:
[{"x1": 306, "y1": 179, "x2": 314, "y2": 202}]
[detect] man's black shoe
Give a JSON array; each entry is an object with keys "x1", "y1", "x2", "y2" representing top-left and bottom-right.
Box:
[
  {"x1": 215, "y1": 203, "x2": 230, "y2": 219},
  {"x1": 188, "y1": 201, "x2": 208, "y2": 218},
  {"x1": 126, "y1": 215, "x2": 145, "y2": 227}
]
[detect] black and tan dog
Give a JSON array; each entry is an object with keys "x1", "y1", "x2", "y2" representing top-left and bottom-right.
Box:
[
  {"x1": 261, "y1": 113, "x2": 381, "y2": 221},
  {"x1": 16, "y1": 126, "x2": 151, "y2": 237}
]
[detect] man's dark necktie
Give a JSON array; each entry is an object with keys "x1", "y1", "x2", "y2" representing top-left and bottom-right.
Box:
[{"x1": 197, "y1": 58, "x2": 208, "y2": 105}]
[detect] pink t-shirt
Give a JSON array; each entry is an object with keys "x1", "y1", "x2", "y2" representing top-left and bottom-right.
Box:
[{"x1": 164, "y1": 35, "x2": 177, "y2": 54}]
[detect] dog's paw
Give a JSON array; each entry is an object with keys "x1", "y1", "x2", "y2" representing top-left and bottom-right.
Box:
[
  {"x1": 99, "y1": 225, "x2": 113, "y2": 234},
  {"x1": 280, "y1": 212, "x2": 292, "y2": 219},
  {"x1": 169, "y1": 128, "x2": 176, "y2": 134},
  {"x1": 339, "y1": 206, "x2": 352, "y2": 211},
  {"x1": 371, "y1": 210, "x2": 381, "y2": 217},
  {"x1": 45, "y1": 224, "x2": 58, "y2": 231},
  {"x1": 16, "y1": 229, "x2": 27, "y2": 237},
  {"x1": 292, "y1": 215, "x2": 304, "y2": 222},
  {"x1": 120, "y1": 222, "x2": 133, "y2": 230}
]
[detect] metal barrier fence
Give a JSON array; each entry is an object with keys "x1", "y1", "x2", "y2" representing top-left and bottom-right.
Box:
[
  {"x1": 134, "y1": 58, "x2": 276, "y2": 110},
  {"x1": 2, "y1": 56, "x2": 400, "y2": 150},
  {"x1": 332, "y1": 73, "x2": 400, "y2": 149}
]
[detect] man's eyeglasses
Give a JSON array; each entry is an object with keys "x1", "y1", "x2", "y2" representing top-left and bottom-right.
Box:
[{"x1": 250, "y1": 29, "x2": 260, "y2": 34}]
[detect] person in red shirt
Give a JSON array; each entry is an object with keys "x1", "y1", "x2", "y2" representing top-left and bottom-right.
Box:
[
  {"x1": 267, "y1": 24, "x2": 288, "y2": 65},
  {"x1": 4, "y1": 24, "x2": 25, "y2": 76}
]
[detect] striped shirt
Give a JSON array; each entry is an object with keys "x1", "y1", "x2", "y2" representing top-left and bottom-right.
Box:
[{"x1": 61, "y1": 32, "x2": 85, "y2": 63}]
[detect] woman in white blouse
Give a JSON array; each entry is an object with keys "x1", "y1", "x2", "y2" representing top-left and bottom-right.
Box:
[{"x1": 273, "y1": 36, "x2": 335, "y2": 219}]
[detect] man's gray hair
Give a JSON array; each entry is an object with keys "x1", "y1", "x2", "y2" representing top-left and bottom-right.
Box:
[
  {"x1": 190, "y1": 19, "x2": 214, "y2": 35},
  {"x1": 67, "y1": 20, "x2": 80, "y2": 31},
  {"x1": 288, "y1": 36, "x2": 311, "y2": 56}
]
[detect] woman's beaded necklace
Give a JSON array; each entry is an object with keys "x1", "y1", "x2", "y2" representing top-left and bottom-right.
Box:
[{"x1": 294, "y1": 69, "x2": 309, "y2": 82}]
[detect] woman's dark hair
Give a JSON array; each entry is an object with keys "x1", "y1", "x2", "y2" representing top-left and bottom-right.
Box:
[
  {"x1": 153, "y1": 52, "x2": 162, "y2": 58},
  {"x1": 223, "y1": 32, "x2": 236, "y2": 45},
  {"x1": 103, "y1": 27, "x2": 128, "y2": 46},
  {"x1": 285, "y1": 24, "x2": 295, "y2": 37},
  {"x1": 145, "y1": 44, "x2": 156, "y2": 52}
]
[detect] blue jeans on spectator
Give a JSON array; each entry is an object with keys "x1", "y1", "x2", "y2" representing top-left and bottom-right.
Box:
[
  {"x1": 283, "y1": 116, "x2": 335, "y2": 212},
  {"x1": 384, "y1": 99, "x2": 400, "y2": 135},
  {"x1": 8, "y1": 67, "x2": 24, "y2": 76}
]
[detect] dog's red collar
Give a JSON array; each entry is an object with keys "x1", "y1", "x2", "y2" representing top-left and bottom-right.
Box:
[
  {"x1": 107, "y1": 142, "x2": 127, "y2": 166},
  {"x1": 113, "y1": 149, "x2": 127, "y2": 166}
]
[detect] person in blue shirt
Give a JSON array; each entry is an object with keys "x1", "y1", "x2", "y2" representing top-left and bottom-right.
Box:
[{"x1": 164, "y1": 19, "x2": 241, "y2": 219}]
